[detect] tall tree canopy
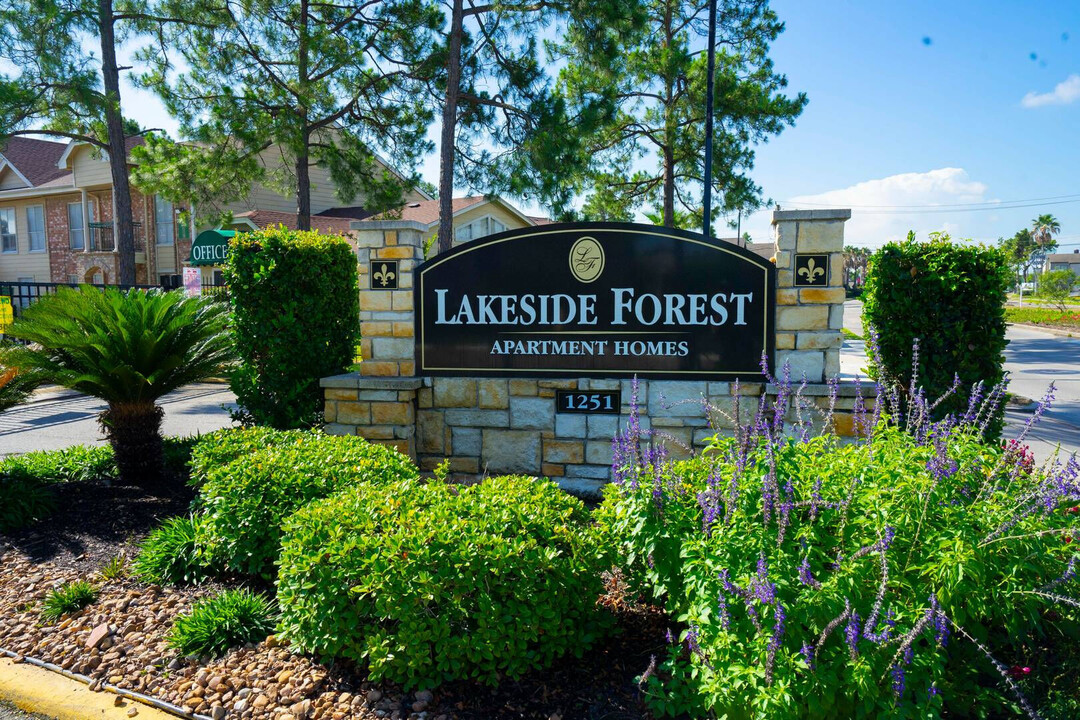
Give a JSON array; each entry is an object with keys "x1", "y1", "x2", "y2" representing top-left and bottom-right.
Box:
[
  {"x1": 559, "y1": 0, "x2": 805, "y2": 229},
  {"x1": 1031, "y1": 213, "x2": 1061, "y2": 248},
  {"x1": 429, "y1": 0, "x2": 641, "y2": 252},
  {"x1": 137, "y1": 0, "x2": 440, "y2": 230},
  {"x1": 0, "y1": 0, "x2": 170, "y2": 283}
]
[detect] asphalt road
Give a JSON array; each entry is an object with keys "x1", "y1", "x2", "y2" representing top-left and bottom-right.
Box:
[
  {"x1": 842, "y1": 300, "x2": 1080, "y2": 459},
  {"x1": 0, "y1": 383, "x2": 238, "y2": 456}
]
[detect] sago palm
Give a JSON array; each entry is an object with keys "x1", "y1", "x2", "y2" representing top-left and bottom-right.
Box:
[{"x1": 2, "y1": 286, "x2": 234, "y2": 491}]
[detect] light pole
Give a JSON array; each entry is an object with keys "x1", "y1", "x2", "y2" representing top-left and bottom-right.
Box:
[{"x1": 701, "y1": 0, "x2": 717, "y2": 238}]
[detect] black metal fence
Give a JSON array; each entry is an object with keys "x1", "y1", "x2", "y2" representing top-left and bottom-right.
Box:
[{"x1": 0, "y1": 281, "x2": 229, "y2": 322}]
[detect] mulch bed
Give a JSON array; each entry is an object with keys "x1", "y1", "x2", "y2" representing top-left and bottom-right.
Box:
[{"x1": 0, "y1": 479, "x2": 665, "y2": 720}]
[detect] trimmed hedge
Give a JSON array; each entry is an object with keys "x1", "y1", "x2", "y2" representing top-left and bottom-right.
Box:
[
  {"x1": 225, "y1": 227, "x2": 361, "y2": 429},
  {"x1": 187, "y1": 426, "x2": 307, "y2": 489},
  {"x1": 862, "y1": 232, "x2": 1011, "y2": 436},
  {"x1": 277, "y1": 476, "x2": 612, "y2": 690},
  {"x1": 200, "y1": 433, "x2": 418, "y2": 578}
]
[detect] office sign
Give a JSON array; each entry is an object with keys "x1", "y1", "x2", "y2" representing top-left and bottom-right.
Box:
[{"x1": 415, "y1": 223, "x2": 775, "y2": 378}]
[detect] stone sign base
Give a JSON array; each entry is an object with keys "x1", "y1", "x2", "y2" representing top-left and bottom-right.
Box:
[{"x1": 321, "y1": 373, "x2": 872, "y2": 497}]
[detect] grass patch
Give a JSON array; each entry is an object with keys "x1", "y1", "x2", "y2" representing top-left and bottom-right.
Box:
[
  {"x1": 1004, "y1": 306, "x2": 1080, "y2": 331},
  {"x1": 169, "y1": 589, "x2": 276, "y2": 658},
  {"x1": 41, "y1": 580, "x2": 97, "y2": 622},
  {"x1": 841, "y1": 327, "x2": 862, "y2": 340}
]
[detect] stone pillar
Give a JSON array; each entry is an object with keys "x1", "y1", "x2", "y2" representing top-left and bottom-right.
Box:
[
  {"x1": 352, "y1": 220, "x2": 427, "y2": 378},
  {"x1": 771, "y1": 209, "x2": 850, "y2": 382}
]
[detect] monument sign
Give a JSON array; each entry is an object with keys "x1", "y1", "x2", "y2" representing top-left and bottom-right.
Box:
[{"x1": 415, "y1": 223, "x2": 775, "y2": 378}]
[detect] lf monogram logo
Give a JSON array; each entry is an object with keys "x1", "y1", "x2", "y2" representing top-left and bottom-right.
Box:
[
  {"x1": 370, "y1": 260, "x2": 399, "y2": 289},
  {"x1": 794, "y1": 253, "x2": 829, "y2": 287},
  {"x1": 569, "y1": 236, "x2": 605, "y2": 283}
]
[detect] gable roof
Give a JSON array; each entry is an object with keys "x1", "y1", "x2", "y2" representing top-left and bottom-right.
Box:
[
  {"x1": 368, "y1": 195, "x2": 535, "y2": 228},
  {"x1": 0, "y1": 137, "x2": 71, "y2": 187},
  {"x1": 56, "y1": 136, "x2": 146, "y2": 170},
  {"x1": 230, "y1": 209, "x2": 355, "y2": 234}
]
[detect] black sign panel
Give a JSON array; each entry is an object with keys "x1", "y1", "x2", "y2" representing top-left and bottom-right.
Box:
[
  {"x1": 794, "y1": 254, "x2": 829, "y2": 287},
  {"x1": 556, "y1": 390, "x2": 620, "y2": 414},
  {"x1": 415, "y1": 223, "x2": 775, "y2": 378}
]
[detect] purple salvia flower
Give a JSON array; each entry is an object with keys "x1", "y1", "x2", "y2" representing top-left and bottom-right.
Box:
[
  {"x1": 799, "y1": 644, "x2": 815, "y2": 670},
  {"x1": 765, "y1": 603, "x2": 786, "y2": 684},
  {"x1": 845, "y1": 609, "x2": 861, "y2": 657}
]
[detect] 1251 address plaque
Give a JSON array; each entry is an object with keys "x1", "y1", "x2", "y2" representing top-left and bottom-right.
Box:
[{"x1": 414, "y1": 222, "x2": 775, "y2": 379}]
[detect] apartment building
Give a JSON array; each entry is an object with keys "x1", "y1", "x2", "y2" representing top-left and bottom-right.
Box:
[{"x1": 0, "y1": 136, "x2": 544, "y2": 288}]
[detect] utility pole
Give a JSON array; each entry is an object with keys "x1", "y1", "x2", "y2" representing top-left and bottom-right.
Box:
[{"x1": 701, "y1": 0, "x2": 717, "y2": 238}]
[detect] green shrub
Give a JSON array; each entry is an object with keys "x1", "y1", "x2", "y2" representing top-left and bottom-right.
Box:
[
  {"x1": 41, "y1": 580, "x2": 98, "y2": 622},
  {"x1": 599, "y1": 409, "x2": 1079, "y2": 718},
  {"x1": 1039, "y1": 268, "x2": 1078, "y2": 311},
  {"x1": 277, "y1": 476, "x2": 612, "y2": 690},
  {"x1": 187, "y1": 427, "x2": 307, "y2": 489},
  {"x1": 168, "y1": 589, "x2": 276, "y2": 658},
  {"x1": 225, "y1": 227, "x2": 360, "y2": 429},
  {"x1": 200, "y1": 433, "x2": 418, "y2": 578},
  {"x1": 0, "y1": 477, "x2": 56, "y2": 532},
  {"x1": 0, "y1": 445, "x2": 115, "y2": 484},
  {"x1": 133, "y1": 516, "x2": 220, "y2": 586},
  {"x1": 862, "y1": 232, "x2": 1011, "y2": 437}
]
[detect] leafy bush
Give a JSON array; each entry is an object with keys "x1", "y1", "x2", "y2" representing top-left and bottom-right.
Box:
[
  {"x1": 133, "y1": 516, "x2": 220, "y2": 586},
  {"x1": 225, "y1": 227, "x2": 360, "y2": 429},
  {"x1": 0, "y1": 444, "x2": 115, "y2": 484},
  {"x1": 277, "y1": 476, "x2": 612, "y2": 690},
  {"x1": 41, "y1": 580, "x2": 98, "y2": 622},
  {"x1": 1039, "y1": 269, "x2": 1078, "y2": 312},
  {"x1": 862, "y1": 232, "x2": 1011, "y2": 437},
  {"x1": 168, "y1": 589, "x2": 276, "y2": 658},
  {"x1": 598, "y1": 376, "x2": 1079, "y2": 719},
  {"x1": 187, "y1": 426, "x2": 307, "y2": 489},
  {"x1": 3, "y1": 286, "x2": 234, "y2": 489},
  {"x1": 0, "y1": 477, "x2": 56, "y2": 533},
  {"x1": 200, "y1": 433, "x2": 418, "y2": 578}
]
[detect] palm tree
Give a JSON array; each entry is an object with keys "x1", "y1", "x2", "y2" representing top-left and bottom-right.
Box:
[
  {"x1": 1031, "y1": 214, "x2": 1061, "y2": 247},
  {"x1": 0, "y1": 362, "x2": 41, "y2": 412},
  {"x1": 2, "y1": 287, "x2": 234, "y2": 491}
]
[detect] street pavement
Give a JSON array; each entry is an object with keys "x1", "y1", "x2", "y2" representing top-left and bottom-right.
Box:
[
  {"x1": 841, "y1": 300, "x2": 1080, "y2": 460},
  {"x1": 0, "y1": 383, "x2": 237, "y2": 456}
]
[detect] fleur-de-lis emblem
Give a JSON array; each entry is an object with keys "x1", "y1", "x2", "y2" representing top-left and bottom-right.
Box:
[
  {"x1": 373, "y1": 263, "x2": 396, "y2": 287},
  {"x1": 798, "y1": 258, "x2": 825, "y2": 282}
]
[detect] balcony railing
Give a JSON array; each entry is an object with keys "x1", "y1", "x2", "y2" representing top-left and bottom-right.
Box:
[{"x1": 88, "y1": 222, "x2": 145, "y2": 252}]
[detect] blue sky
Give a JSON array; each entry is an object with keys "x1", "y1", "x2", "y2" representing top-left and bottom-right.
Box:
[
  {"x1": 112, "y1": 1, "x2": 1079, "y2": 250},
  {"x1": 734, "y1": 0, "x2": 1080, "y2": 248}
]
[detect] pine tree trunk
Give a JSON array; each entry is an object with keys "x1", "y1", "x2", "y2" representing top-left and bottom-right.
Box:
[
  {"x1": 100, "y1": 403, "x2": 165, "y2": 493},
  {"x1": 437, "y1": 0, "x2": 465, "y2": 255},
  {"x1": 660, "y1": 0, "x2": 675, "y2": 228},
  {"x1": 296, "y1": 0, "x2": 312, "y2": 232},
  {"x1": 98, "y1": 0, "x2": 136, "y2": 285},
  {"x1": 296, "y1": 143, "x2": 311, "y2": 231}
]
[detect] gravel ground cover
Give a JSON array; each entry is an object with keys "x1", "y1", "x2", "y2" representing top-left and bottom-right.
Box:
[{"x1": 0, "y1": 478, "x2": 662, "y2": 720}]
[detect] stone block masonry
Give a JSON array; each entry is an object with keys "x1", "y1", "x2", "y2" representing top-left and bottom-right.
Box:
[{"x1": 324, "y1": 208, "x2": 860, "y2": 498}]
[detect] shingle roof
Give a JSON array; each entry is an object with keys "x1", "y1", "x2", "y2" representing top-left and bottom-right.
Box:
[
  {"x1": 369, "y1": 196, "x2": 488, "y2": 225},
  {"x1": 0, "y1": 137, "x2": 71, "y2": 187},
  {"x1": 232, "y1": 209, "x2": 355, "y2": 234}
]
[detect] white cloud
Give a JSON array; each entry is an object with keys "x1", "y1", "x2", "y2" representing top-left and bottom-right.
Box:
[
  {"x1": 740, "y1": 168, "x2": 992, "y2": 249},
  {"x1": 1021, "y1": 74, "x2": 1080, "y2": 108}
]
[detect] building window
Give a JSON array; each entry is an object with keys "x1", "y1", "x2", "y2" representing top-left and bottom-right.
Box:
[
  {"x1": 160, "y1": 274, "x2": 181, "y2": 289},
  {"x1": 26, "y1": 205, "x2": 44, "y2": 252},
  {"x1": 68, "y1": 202, "x2": 94, "y2": 250},
  {"x1": 454, "y1": 215, "x2": 507, "y2": 243},
  {"x1": 0, "y1": 208, "x2": 16, "y2": 253},
  {"x1": 155, "y1": 196, "x2": 174, "y2": 246}
]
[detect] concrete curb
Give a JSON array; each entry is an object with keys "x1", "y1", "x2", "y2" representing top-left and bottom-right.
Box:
[
  {"x1": 1007, "y1": 322, "x2": 1078, "y2": 339},
  {"x1": 0, "y1": 656, "x2": 207, "y2": 720}
]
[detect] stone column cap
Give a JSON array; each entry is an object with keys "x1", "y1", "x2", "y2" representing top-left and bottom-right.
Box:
[
  {"x1": 320, "y1": 372, "x2": 424, "y2": 391},
  {"x1": 771, "y1": 209, "x2": 852, "y2": 223},
  {"x1": 349, "y1": 219, "x2": 430, "y2": 232}
]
